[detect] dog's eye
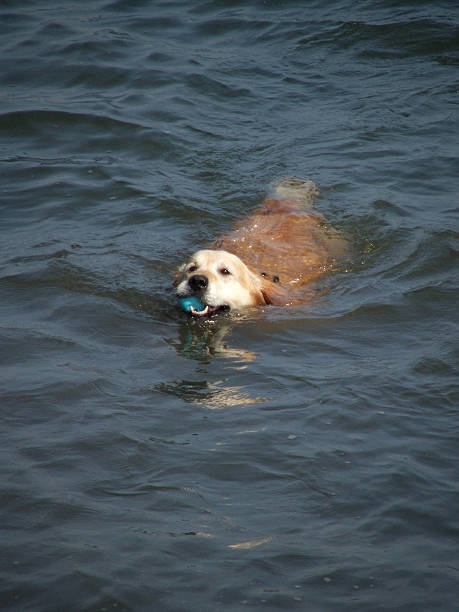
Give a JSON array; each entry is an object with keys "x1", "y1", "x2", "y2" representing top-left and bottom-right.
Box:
[
  {"x1": 219, "y1": 267, "x2": 231, "y2": 275},
  {"x1": 188, "y1": 264, "x2": 197, "y2": 273}
]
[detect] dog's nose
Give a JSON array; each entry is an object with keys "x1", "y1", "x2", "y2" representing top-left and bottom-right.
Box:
[{"x1": 188, "y1": 274, "x2": 208, "y2": 291}]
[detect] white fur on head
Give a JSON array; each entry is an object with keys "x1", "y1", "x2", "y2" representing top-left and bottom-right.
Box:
[{"x1": 175, "y1": 249, "x2": 266, "y2": 310}]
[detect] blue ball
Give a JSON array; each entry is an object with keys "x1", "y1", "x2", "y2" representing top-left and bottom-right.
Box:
[{"x1": 179, "y1": 296, "x2": 205, "y2": 313}]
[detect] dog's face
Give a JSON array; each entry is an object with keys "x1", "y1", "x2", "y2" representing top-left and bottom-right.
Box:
[{"x1": 175, "y1": 249, "x2": 267, "y2": 315}]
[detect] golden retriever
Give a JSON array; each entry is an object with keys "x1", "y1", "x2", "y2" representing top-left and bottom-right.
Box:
[{"x1": 175, "y1": 178, "x2": 346, "y2": 316}]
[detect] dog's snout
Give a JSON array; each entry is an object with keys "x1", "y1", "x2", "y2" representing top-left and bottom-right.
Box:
[{"x1": 189, "y1": 274, "x2": 208, "y2": 291}]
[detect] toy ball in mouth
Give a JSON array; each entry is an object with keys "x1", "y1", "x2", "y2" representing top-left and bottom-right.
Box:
[{"x1": 178, "y1": 296, "x2": 206, "y2": 315}]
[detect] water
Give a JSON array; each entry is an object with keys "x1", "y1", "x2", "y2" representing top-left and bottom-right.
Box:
[{"x1": 1, "y1": 1, "x2": 458, "y2": 610}]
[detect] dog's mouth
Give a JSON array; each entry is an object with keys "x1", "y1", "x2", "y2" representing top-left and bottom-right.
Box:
[{"x1": 189, "y1": 303, "x2": 230, "y2": 317}]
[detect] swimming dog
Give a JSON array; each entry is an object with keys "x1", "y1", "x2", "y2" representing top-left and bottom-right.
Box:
[{"x1": 175, "y1": 178, "x2": 346, "y2": 316}]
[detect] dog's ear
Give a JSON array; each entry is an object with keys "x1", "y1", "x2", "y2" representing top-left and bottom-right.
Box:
[
  {"x1": 249, "y1": 287, "x2": 270, "y2": 306},
  {"x1": 259, "y1": 279, "x2": 290, "y2": 306}
]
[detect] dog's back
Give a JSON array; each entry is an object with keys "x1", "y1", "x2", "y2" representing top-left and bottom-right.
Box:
[{"x1": 211, "y1": 179, "x2": 346, "y2": 304}]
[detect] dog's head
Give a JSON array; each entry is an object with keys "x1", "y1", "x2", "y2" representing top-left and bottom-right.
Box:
[{"x1": 174, "y1": 249, "x2": 272, "y2": 316}]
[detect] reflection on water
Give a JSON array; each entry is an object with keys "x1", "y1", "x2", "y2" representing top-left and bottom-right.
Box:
[
  {"x1": 162, "y1": 314, "x2": 267, "y2": 407},
  {"x1": 157, "y1": 378, "x2": 266, "y2": 410},
  {"x1": 228, "y1": 536, "x2": 273, "y2": 550},
  {"x1": 169, "y1": 314, "x2": 258, "y2": 365}
]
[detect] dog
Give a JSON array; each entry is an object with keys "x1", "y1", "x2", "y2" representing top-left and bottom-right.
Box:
[{"x1": 174, "y1": 178, "x2": 346, "y2": 316}]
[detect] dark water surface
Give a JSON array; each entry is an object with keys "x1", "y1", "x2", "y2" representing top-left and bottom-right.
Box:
[{"x1": 1, "y1": 1, "x2": 458, "y2": 610}]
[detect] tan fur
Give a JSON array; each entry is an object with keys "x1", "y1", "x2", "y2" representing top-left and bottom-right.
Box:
[{"x1": 175, "y1": 179, "x2": 346, "y2": 312}]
